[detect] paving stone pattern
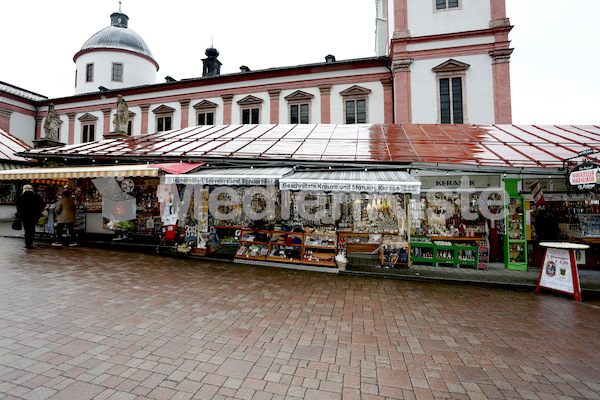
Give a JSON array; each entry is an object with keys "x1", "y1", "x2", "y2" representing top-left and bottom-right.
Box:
[{"x1": 1, "y1": 238, "x2": 599, "y2": 399}]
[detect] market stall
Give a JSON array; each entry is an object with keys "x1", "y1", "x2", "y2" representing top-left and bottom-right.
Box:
[
  {"x1": 407, "y1": 174, "x2": 503, "y2": 269},
  {"x1": 161, "y1": 168, "x2": 421, "y2": 268},
  {"x1": 279, "y1": 169, "x2": 420, "y2": 268},
  {"x1": 0, "y1": 164, "x2": 167, "y2": 240},
  {"x1": 523, "y1": 164, "x2": 600, "y2": 270}
]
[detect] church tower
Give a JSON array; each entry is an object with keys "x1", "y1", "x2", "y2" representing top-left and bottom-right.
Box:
[
  {"x1": 73, "y1": 8, "x2": 159, "y2": 94},
  {"x1": 376, "y1": 0, "x2": 513, "y2": 124}
]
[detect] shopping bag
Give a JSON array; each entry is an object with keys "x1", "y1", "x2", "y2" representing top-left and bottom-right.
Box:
[
  {"x1": 12, "y1": 218, "x2": 22, "y2": 230},
  {"x1": 164, "y1": 225, "x2": 177, "y2": 240}
]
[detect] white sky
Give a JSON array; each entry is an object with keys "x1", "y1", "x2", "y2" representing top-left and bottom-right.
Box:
[{"x1": 1, "y1": 0, "x2": 598, "y2": 125}]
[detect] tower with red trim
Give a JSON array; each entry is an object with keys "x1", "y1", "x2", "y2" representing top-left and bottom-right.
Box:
[{"x1": 376, "y1": 0, "x2": 513, "y2": 124}]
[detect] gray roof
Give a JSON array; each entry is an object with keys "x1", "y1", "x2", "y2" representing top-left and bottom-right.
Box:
[
  {"x1": 80, "y1": 25, "x2": 155, "y2": 60},
  {"x1": 0, "y1": 81, "x2": 47, "y2": 102}
]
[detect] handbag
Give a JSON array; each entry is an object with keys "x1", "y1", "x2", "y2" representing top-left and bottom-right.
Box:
[{"x1": 12, "y1": 218, "x2": 22, "y2": 230}]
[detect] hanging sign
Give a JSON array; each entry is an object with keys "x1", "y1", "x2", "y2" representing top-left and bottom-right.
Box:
[
  {"x1": 528, "y1": 180, "x2": 546, "y2": 206},
  {"x1": 536, "y1": 243, "x2": 587, "y2": 301},
  {"x1": 568, "y1": 162, "x2": 600, "y2": 192}
]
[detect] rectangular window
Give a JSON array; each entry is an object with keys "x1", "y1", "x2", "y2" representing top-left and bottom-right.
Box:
[
  {"x1": 112, "y1": 63, "x2": 123, "y2": 82},
  {"x1": 345, "y1": 99, "x2": 367, "y2": 124},
  {"x1": 82, "y1": 124, "x2": 95, "y2": 142},
  {"x1": 197, "y1": 112, "x2": 215, "y2": 126},
  {"x1": 157, "y1": 116, "x2": 172, "y2": 132},
  {"x1": 242, "y1": 108, "x2": 260, "y2": 124},
  {"x1": 436, "y1": 0, "x2": 459, "y2": 10},
  {"x1": 439, "y1": 77, "x2": 463, "y2": 124},
  {"x1": 86, "y1": 64, "x2": 94, "y2": 82},
  {"x1": 127, "y1": 120, "x2": 132, "y2": 136},
  {"x1": 290, "y1": 104, "x2": 310, "y2": 124}
]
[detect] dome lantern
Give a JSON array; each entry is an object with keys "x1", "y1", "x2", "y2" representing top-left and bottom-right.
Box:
[{"x1": 110, "y1": 11, "x2": 129, "y2": 28}]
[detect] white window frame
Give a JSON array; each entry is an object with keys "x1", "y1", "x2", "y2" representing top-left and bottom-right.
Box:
[
  {"x1": 237, "y1": 96, "x2": 264, "y2": 125},
  {"x1": 436, "y1": 74, "x2": 466, "y2": 124},
  {"x1": 194, "y1": 100, "x2": 219, "y2": 126},
  {"x1": 78, "y1": 113, "x2": 99, "y2": 143},
  {"x1": 82, "y1": 123, "x2": 96, "y2": 143},
  {"x1": 85, "y1": 63, "x2": 94, "y2": 82},
  {"x1": 340, "y1": 86, "x2": 371, "y2": 124},
  {"x1": 112, "y1": 62, "x2": 124, "y2": 82},
  {"x1": 432, "y1": 59, "x2": 469, "y2": 124},
  {"x1": 434, "y1": 0, "x2": 461, "y2": 11},
  {"x1": 152, "y1": 105, "x2": 176, "y2": 132},
  {"x1": 285, "y1": 91, "x2": 314, "y2": 124}
]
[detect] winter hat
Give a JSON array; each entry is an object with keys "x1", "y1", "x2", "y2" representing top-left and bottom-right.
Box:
[{"x1": 22, "y1": 184, "x2": 33, "y2": 193}]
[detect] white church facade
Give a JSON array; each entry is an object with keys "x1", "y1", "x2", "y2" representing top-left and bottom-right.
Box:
[{"x1": 1, "y1": 0, "x2": 513, "y2": 147}]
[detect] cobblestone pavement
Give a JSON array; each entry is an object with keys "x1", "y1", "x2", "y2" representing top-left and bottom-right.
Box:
[{"x1": 1, "y1": 237, "x2": 600, "y2": 400}]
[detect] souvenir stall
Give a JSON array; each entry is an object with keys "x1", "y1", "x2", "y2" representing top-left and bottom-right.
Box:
[
  {"x1": 407, "y1": 174, "x2": 503, "y2": 269},
  {"x1": 522, "y1": 163, "x2": 600, "y2": 270},
  {"x1": 162, "y1": 167, "x2": 294, "y2": 257},
  {"x1": 278, "y1": 170, "x2": 420, "y2": 268},
  {"x1": 0, "y1": 164, "x2": 165, "y2": 241},
  {"x1": 162, "y1": 168, "x2": 421, "y2": 269}
]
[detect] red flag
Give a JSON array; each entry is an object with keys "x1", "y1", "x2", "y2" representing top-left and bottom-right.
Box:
[{"x1": 529, "y1": 180, "x2": 546, "y2": 206}]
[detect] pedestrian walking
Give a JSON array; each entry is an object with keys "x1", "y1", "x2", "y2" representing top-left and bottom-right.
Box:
[
  {"x1": 15, "y1": 184, "x2": 45, "y2": 249},
  {"x1": 53, "y1": 190, "x2": 77, "y2": 247}
]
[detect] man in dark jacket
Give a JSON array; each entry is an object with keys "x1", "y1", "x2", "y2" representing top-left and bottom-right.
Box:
[{"x1": 16, "y1": 184, "x2": 45, "y2": 249}]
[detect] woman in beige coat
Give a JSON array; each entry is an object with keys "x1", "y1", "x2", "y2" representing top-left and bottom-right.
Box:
[{"x1": 53, "y1": 190, "x2": 77, "y2": 247}]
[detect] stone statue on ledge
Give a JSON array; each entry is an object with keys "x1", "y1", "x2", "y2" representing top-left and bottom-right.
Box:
[
  {"x1": 105, "y1": 95, "x2": 130, "y2": 139},
  {"x1": 43, "y1": 104, "x2": 61, "y2": 141},
  {"x1": 113, "y1": 95, "x2": 129, "y2": 134}
]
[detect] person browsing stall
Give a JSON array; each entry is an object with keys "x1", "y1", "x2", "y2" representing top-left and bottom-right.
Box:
[
  {"x1": 53, "y1": 190, "x2": 77, "y2": 247},
  {"x1": 15, "y1": 184, "x2": 45, "y2": 249}
]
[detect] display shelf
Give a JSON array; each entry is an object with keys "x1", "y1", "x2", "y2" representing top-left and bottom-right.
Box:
[
  {"x1": 239, "y1": 229, "x2": 270, "y2": 244},
  {"x1": 578, "y1": 214, "x2": 600, "y2": 238},
  {"x1": 435, "y1": 245, "x2": 456, "y2": 267},
  {"x1": 303, "y1": 233, "x2": 337, "y2": 266},
  {"x1": 410, "y1": 242, "x2": 435, "y2": 266},
  {"x1": 456, "y1": 246, "x2": 478, "y2": 267},
  {"x1": 504, "y1": 193, "x2": 528, "y2": 270},
  {"x1": 214, "y1": 226, "x2": 242, "y2": 246},
  {"x1": 429, "y1": 236, "x2": 485, "y2": 241},
  {"x1": 338, "y1": 232, "x2": 383, "y2": 253},
  {"x1": 304, "y1": 233, "x2": 337, "y2": 248},
  {"x1": 379, "y1": 235, "x2": 409, "y2": 267},
  {"x1": 268, "y1": 232, "x2": 303, "y2": 263},
  {"x1": 235, "y1": 243, "x2": 269, "y2": 259},
  {"x1": 507, "y1": 240, "x2": 527, "y2": 264},
  {"x1": 301, "y1": 251, "x2": 336, "y2": 266},
  {"x1": 235, "y1": 229, "x2": 270, "y2": 260}
]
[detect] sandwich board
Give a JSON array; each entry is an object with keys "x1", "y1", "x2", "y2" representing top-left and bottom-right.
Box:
[{"x1": 536, "y1": 242, "x2": 588, "y2": 301}]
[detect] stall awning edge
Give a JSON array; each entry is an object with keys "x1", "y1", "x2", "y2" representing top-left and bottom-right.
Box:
[{"x1": 0, "y1": 164, "x2": 160, "y2": 180}]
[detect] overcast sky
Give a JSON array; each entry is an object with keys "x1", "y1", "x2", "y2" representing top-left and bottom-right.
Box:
[{"x1": 2, "y1": 0, "x2": 598, "y2": 125}]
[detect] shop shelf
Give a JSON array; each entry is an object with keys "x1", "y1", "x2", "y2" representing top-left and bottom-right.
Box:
[
  {"x1": 301, "y1": 251, "x2": 336, "y2": 266},
  {"x1": 504, "y1": 194, "x2": 528, "y2": 271},
  {"x1": 235, "y1": 243, "x2": 269, "y2": 260},
  {"x1": 268, "y1": 232, "x2": 303, "y2": 263},
  {"x1": 410, "y1": 242, "x2": 435, "y2": 266},
  {"x1": 238, "y1": 229, "x2": 270, "y2": 244}
]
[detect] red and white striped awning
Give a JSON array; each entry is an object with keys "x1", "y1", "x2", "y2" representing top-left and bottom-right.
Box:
[{"x1": 0, "y1": 164, "x2": 160, "y2": 180}]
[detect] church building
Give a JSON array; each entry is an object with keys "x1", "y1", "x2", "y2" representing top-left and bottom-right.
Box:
[{"x1": 0, "y1": 0, "x2": 513, "y2": 147}]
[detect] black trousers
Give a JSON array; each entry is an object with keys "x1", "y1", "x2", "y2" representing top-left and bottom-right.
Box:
[
  {"x1": 56, "y1": 222, "x2": 76, "y2": 244},
  {"x1": 23, "y1": 221, "x2": 36, "y2": 248}
]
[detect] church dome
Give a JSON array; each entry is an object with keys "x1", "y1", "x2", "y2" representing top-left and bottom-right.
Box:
[
  {"x1": 73, "y1": 10, "x2": 158, "y2": 95},
  {"x1": 78, "y1": 11, "x2": 155, "y2": 61}
]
